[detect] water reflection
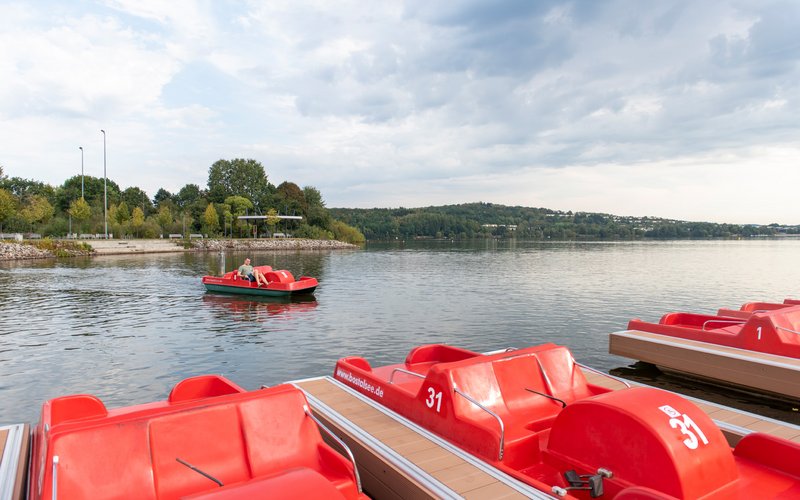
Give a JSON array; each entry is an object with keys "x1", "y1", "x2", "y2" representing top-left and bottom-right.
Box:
[
  {"x1": 201, "y1": 294, "x2": 318, "y2": 323},
  {"x1": 2, "y1": 240, "x2": 800, "y2": 426}
]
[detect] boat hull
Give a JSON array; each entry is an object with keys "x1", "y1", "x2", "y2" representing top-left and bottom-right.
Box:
[
  {"x1": 201, "y1": 266, "x2": 318, "y2": 297},
  {"x1": 202, "y1": 282, "x2": 317, "y2": 297}
]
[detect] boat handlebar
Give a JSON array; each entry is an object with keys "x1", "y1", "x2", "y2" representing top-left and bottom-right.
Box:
[
  {"x1": 453, "y1": 385, "x2": 505, "y2": 461},
  {"x1": 575, "y1": 360, "x2": 631, "y2": 389},
  {"x1": 388, "y1": 368, "x2": 425, "y2": 384},
  {"x1": 303, "y1": 405, "x2": 362, "y2": 494}
]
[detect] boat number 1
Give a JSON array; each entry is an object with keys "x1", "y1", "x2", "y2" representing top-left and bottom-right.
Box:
[
  {"x1": 659, "y1": 405, "x2": 709, "y2": 450},
  {"x1": 425, "y1": 387, "x2": 442, "y2": 413},
  {"x1": 756, "y1": 326, "x2": 762, "y2": 340}
]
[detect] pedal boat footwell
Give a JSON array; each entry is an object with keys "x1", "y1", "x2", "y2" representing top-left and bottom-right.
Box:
[{"x1": 334, "y1": 343, "x2": 800, "y2": 498}]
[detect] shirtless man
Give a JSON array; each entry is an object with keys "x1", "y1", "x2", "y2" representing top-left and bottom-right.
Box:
[{"x1": 237, "y1": 257, "x2": 270, "y2": 287}]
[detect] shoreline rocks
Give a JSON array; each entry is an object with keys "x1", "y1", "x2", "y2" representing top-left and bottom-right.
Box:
[
  {"x1": 191, "y1": 238, "x2": 358, "y2": 252},
  {"x1": 0, "y1": 242, "x2": 55, "y2": 260},
  {"x1": 0, "y1": 238, "x2": 359, "y2": 261}
]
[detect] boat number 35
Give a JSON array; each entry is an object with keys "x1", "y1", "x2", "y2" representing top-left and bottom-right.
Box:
[
  {"x1": 425, "y1": 387, "x2": 443, "y2": 412},
  {"x1": 659, "y1": 404, "x2": 709, "y2": 450}
]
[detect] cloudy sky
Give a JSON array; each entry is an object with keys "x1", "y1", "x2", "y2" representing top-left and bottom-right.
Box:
[{"x1": 1, "y1": 1, "x2": 798, "y2": 224}]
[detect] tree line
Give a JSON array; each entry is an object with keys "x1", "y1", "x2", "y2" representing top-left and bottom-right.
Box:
[
  {"x1": 0, "y1": 160, "x2": 365, "y2": 244},
  {"x1": 329, "y1": 202, "x2": 792, "y2": 241}
]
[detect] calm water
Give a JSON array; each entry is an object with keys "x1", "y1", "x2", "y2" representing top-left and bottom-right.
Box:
[{"x1": 1, "y1": 239, "x2": 799, "y2": 425}]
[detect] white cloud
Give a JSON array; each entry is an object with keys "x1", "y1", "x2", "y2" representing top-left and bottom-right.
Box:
[{"x1": 2, "y1": 0, "x2": 799, "y2": 224}]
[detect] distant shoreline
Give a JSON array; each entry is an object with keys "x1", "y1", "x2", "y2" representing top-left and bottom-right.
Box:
[{"x1": 0, "y1": 238, "x2": 359, "y2": 261}]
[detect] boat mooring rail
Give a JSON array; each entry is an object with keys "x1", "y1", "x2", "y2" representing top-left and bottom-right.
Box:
[
  {"x1": 575, "y1": 359, "x2": 631, "y2": 388},
  {"x1": 453, "y1": 385, "x2": 505, "y2": 461},
  {"x1": 388, "y1": 367, "x2": 425, "y2": 384},
  {"x1": 775, "y1": 325, "x2": 800, "y2": 336},
  {"x1": 303, "y1": 404, "x2": 362, "y2": 494}
]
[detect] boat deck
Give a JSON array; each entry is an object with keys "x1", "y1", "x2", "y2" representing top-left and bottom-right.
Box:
[{"x1": 609, "y1": 329, "x2": 800, "y2": 400}]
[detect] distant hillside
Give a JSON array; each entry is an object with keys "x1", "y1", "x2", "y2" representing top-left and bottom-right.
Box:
[{"x1": 329, "y1": 202, "x2": 797, "y2": 241}]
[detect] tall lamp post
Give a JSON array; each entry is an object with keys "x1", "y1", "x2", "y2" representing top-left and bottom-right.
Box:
[
  {"x1": 78, "y1": 146, "x2": 84, "y2": 199},
  {"x1": 101, "y1": 129, "x2": 107, "y2": 239}
]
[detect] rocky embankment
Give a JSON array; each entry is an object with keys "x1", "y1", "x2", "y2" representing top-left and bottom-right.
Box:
[
  {"x1": 0, "y1": 242, "x2": 54, "y2": 260},
  {"x1": 0, "y1": 238, "x2": 358, "y2": 260},
  {"x1": 192, "y1": 238, "x2": 357, "y2": 251}
]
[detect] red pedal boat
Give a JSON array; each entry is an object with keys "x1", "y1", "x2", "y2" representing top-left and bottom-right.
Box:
[
  {"x1": 334, "y1": 343, "x2": 800, "y2": 498},
  {"x1": 29, "y1": 375, "x2": 366, "y2": 499},
  {"x1": 716, "y1": 298, "x2": 800, "y2": 319},
  {"x1": 202, "y1": 265, "x2": 318, "y2": 297},
  {"x1": 628, "y1": 301, "x2": 800, "y2": 359}
]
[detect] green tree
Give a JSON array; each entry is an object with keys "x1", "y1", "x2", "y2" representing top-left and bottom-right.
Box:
[
  {"x1": 265, "y1": 207, "x2": 280, "y2": 235},
  {"x1": 203, "y1": 203, "x2": 220, "y2": 235},
  {"x1": 153, "y1": 188, "x2": 175, "y2": 210},
  {"x1": 331, "y1": 220, "x2": 365, "y2": 245},
  {"x1": 303, "y1": 186, "x2": 331, "y2": 228},
  {"x1": 0, "y1": 188, "x2": 16, "y2": 233},
  {"x1": 224, "y1": 195, "x2": 254, "y2": 237},
  {"x1": 68, "y1": 197, "x2": 91, "y2": 223},
  {"x1": 121, "y1": 187, "x2": 154, "y2": 216},
  {"x1": 1, "y1": 177, "x2": 57, "y2": 206},
  {"x1": 207, "y1": 159, "x2": 272, "y2": 209},
  {"x1": 131, "y1": 207, "x2": 145, "y2": 237},
  {"x1": 19, "y1": 195, "x2": 54, "y2": 232},
  {"x1": 56, "y1": 175, "x2": 120, "y2": 213},
  {"x1": 275, "y1": 181, "x2": 306, "y2": 216},
  {"x1": 176, "y1": 184, "x2": 203, "y2": 209},
  {"x1": 114, "y1": 201, "x2": 131, "y2": 224},
  {"x1": 157, "y1": 205, "x2": 173, "y2": 230}
]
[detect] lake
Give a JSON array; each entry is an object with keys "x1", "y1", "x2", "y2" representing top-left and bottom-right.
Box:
[{"x1": 1, "y1": 239, "x2": 798, "y2": 425}]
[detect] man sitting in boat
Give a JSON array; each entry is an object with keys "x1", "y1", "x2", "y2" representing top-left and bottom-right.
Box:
[{"x1": 238, "y1": 257, "x2": 270, "y2": 287}]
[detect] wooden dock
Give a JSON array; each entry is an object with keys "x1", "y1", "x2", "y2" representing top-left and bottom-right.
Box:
[
  {"x1": 0, "y1": 424, "x2": 28, "y2": 500},
  {"x1": 609, "y1": 329, "x2": 800, "y2": 400}
]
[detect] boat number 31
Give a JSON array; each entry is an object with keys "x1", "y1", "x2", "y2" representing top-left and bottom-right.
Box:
[
  {"x1": 425, "y1": 387, "x2": 443, "y2": 412},
  {"x1": 659, "y1": 404, "x2": 709, "y2": 450}
]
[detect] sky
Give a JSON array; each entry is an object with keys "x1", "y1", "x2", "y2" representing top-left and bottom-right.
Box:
[{"x1": 1, "y1": 1, "x2": 798, "y2": 224}]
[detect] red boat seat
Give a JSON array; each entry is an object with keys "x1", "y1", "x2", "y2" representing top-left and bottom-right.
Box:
[
  {"x1": 404, "y1": 344, "x2": 479, "y2": 365},
  {"x1": 183, "y1": 467, "x2": 347, "y2": 499},
  {"x1": 446, "y1": 345, "x2": 595, "y2": 466},
  {"x1": 733, "y1": 432, "x2": 800, "y2": 477},
  {"x1": 34, "y1": 382, "x2": 362, "y2": 500},
  {"x1": 168, "y1": 375, "x2": 245, "y2": 403},
  {"x1": 49, "y1": 394, "x2": 108, "y2": 425}
]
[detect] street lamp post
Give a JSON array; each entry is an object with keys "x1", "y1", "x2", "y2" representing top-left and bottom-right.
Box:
[
  {"x1": 101, "y1": 129, "x2": 107, "y2": 239},
  {"x1": 78, "y1": 146, "x2": 84, "y2": 199}
]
